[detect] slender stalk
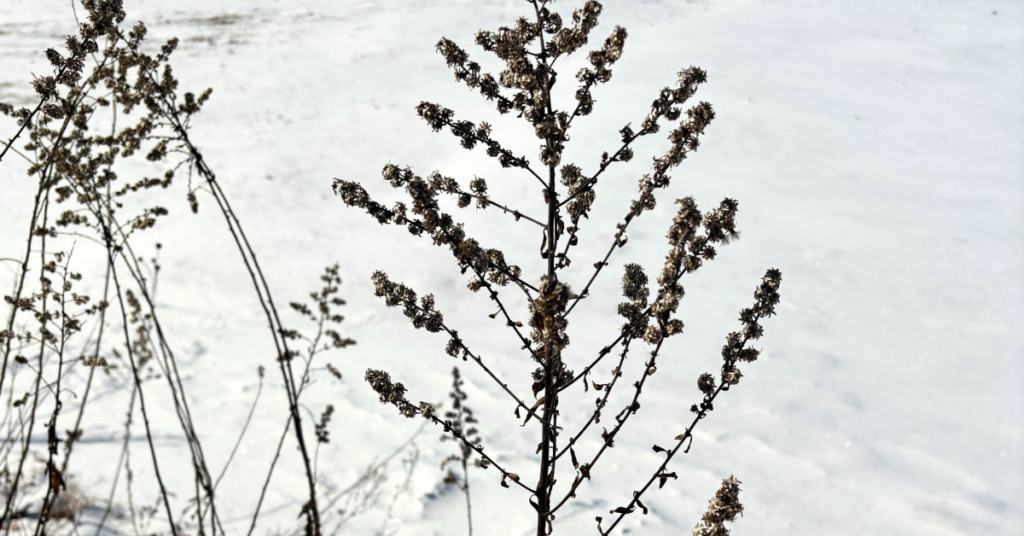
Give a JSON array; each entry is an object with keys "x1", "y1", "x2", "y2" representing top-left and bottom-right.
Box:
[
  {"x1": 461, "y1": 436, "x2": 473, "y2": 536},
  {"x1": 214, "y1": 370, "x2": 263, "y2": 491},
  {"x1": 599, "y1": 336, "x2": 755, "y2": 534},
  {"x1": 105, "y1": 242, "x2": 179, "y2": 536},
  {"x1": 93, "y1": 386, "x2": 135, "y2": 536},
  {"x1": 245, "y1": 416, "x2": 292, "y2": 536},
  {"x1": 59, "y1": 240, "x2": 112, "y2": 478},
  {"x1": 533, "y1": 3, "x2": 560, "y2": 533},
  {"x1": 1, "y1": 183, "x2": 53, "y2": 530},
  {"x1": 34, "y1": 250, "x2": 75, "y2": 536}
]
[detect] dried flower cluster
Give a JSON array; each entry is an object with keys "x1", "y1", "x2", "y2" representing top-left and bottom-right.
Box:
[
  {"x1": 440, "y1": 367, "x2": 484, "y2": 535},
  {"x1": 717, "y1": 268, "x2": 781, "y2": 389},
  {"x1": 366, "y1": 369, "x2": 434, "y2": 419},
  {"x1": 692, "y1": 476, "x2": 744, "y2": 536},
  {"x1": 335, "y1": 166, "x2": 524, "y2": 294},
  {"x1": 335, "y1": 1, "x2": 783, "y2": 535},
  {"x1": 2, "y1": 2, "x2": 356, "y2": 534},
  {"x1": 285, "y1": 264, "x2": 357, "y2": 356},
  {"x1": 0, "y1": 0, "x2": 123, "y2": 137},
  {"x1": 643, "y1": 197, "x2": 739, "y2": 345},
  {"x1": 371, "y1": 271, "x2": 445, "y2": 333},
  {"x1": 617, "y1": 263, "x2": 649, "y2": 336}
]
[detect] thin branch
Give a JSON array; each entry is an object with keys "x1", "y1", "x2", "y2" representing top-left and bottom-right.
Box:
[
  {"x1": 118, "y1": 28, "x2": 323, "y2": 532},
  {"x1": 93, "y1": 385, "x2": 136, "y2": 536},
  {"x1": 214, "y1": 369, "x2": 264, "y2": 490},
  {"x1": 560, "y1": 233, "x2": 714, "y2": 393},
  {"x1": 556, "y1": 130, "x2": 645, "y2": 210},
  {"x1": 106, "y1": 246, "x2": 179, "y2": 536},
  {"x1": 552, "y1": 338, "x2": 633, "y2": 463},
  {"x1": 550, "y1": 338, "x2": 665, "y2": 515},
  {"x1": 441, "y1": 321, "x2": 533, "y2": 420},
  {"x1": 246, "y1": 415, "x2": 292, "y2": 536},
  {"x1": 482, "y1": 197, "x2": 545, "y2": 228},
  {"x1": 427, "y1": 413, "x2": 536, "y2": 495},
  {"x1": 598, "y1": 335, "x2": 757, "y2": 535},
  {"x1": 33, "y1": 248, "x2": 76, "y2": 536}
]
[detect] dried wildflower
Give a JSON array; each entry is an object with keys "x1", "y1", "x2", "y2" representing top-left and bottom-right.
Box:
[
  {"x1": 334, "y1": 3, "x2": 784, "y2": 535},
  {"x1": 717, "y1": 268, "x2": 782, "y2": 387},
  {"x1": 440, "y1": 366, "x2": 485, "y2": 536},
  {"x1": 371, "y1": 271, "x2": 444, "y2": 333},
  {"x1": 366, "y1": 368, "x2": 418, "y2": 418},
  {"x1": 528, "y1": 277, "x2": 572, "y2": 353},
  {"x1": 315, "y1": 405, "x2": 334, "y2": 443},
  {"x1": 692, "y1": 476, "x2": 744, "y2": 536},
  {"x1": 420, "y1": 401, "x2": 436, "y2": 420},
  {"x1": 0, "y1": 2, "x2": 350, "y2": 531},
  {"x1": 617, "y1": 263, "x2": 649, "y2": 337},
  {"x1": 697, "y1": 373, "x2": 716, "y2": 396}
]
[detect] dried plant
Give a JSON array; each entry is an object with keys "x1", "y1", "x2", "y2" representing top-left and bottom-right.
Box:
[
  {"x1": 1, "y1": 2, "x2": 355, "y2": 535},
  {"x1": 439, "y1": 367, "x2": 482, "y2": 536},
  {"x1": 335, "y1": 1, "x2": 782, "y2": 534},
  {"x1": 691, "y1": 476, "x2": 744, "y2": 536}
]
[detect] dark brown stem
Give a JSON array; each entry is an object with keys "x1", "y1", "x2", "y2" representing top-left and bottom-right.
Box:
[
  {"x1": 481, "y1": 197, "x2": 545, "y2": 228},
  {"x1": 33, "y1": 252, "x2": 74, "y2": 536},
  {"x1": 534, "y1": 2, "x2": 558, "y2": 533},
  {"x1": 563, "y1": 215, "x2": 631, "y2": 317},
  {"x1": 93, "y1": 381, "x2": 136, "y2": 536},
  {"x1": 441, "y1": 321, "x2": 533, "y2": 418},
  {"x1": 247, "y1": 415, "x2": 293, "y2": 536},
  {"x1": 117, "y1": 28, "x2": 323, "y2": 532},
  {"x1": 215, "y1": 371, "x2": 264, "y2": 491},
  {"x1": 106, "y1": 238, "x2": 179, "y2": 536},
  {"x1": 462, "y1": 453, "x2": 474, "y2": 536}
]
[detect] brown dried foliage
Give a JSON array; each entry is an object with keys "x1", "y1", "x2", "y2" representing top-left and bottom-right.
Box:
[
  {"x1": 1, "y1": 2, "x2": 355, "y2": 535},
  {"x1": 335, "y1": 1, "x2": 782, "y2": 535}
]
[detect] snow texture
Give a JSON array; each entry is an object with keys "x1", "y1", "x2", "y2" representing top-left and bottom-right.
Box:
[{"x1": 1, "y1": 0, "x2": 1021, "y2": 534}]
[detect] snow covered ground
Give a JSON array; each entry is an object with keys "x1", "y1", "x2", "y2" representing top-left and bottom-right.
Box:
[{"x1": 1, "y1": 0, "x2": 1022, "y2": 534}]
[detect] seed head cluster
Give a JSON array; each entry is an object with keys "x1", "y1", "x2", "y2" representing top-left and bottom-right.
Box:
[
  {"x1": 332, "y1": 2, "x2": 784, "y2": 535},
  {"x1": 371, "y1": 271, "x2": 444, "y2": 333},
  {"x1": 334, "y1": 165, "x2": 521, "y2": 292},
  {"x1": 365, "y1": 368, "x2": 434, "y2": 420},
  {"x1": 691, "y1": 476, "x2": 745, "y2": 536},
  {"x1": 617, "y1": 263, "x2": 649, "y2": 337}
]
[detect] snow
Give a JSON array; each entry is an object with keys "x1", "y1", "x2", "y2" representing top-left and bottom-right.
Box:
[{"x1": 1, "y1": 0, "x2": 1022, "y2": 534}]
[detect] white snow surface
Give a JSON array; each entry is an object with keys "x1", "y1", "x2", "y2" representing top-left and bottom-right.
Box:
[{"x1": 1, "y1": 0, "x2": 1022, "y2": 535}]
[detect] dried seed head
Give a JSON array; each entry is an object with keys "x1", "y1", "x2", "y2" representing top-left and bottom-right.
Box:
[
  {"x1": 419, "y1": 401, "x2": 436, "y2": 420},
  {"x1": 617, "y1": 263, "x2": 650, "y2": 337},
  {"x1": 697, "y1": 373, "x2": 716, "y2": 396},
  {"x1": 528, "y1": 277, "x2": 572, "y2": 352},
  {"x1": 365, "y1": 368, "x2": 419, "y2": 418},
  {"x1": 692, "y1": 476, "x2": 744, "y2": 536}
]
